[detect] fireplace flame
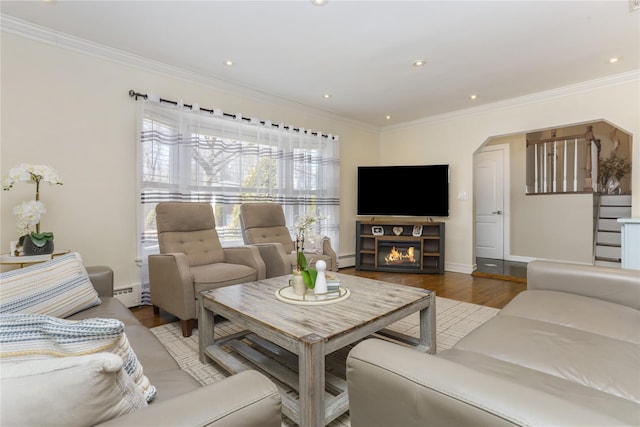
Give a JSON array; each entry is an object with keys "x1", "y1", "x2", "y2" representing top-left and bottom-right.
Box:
[{"x1": 384, "y1": 246, "x2": 416, "y2": 264}]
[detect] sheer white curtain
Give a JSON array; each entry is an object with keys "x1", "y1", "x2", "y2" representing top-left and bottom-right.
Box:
[{"x1": 136, "y1": 99, "x2": 340, "y2": 303}]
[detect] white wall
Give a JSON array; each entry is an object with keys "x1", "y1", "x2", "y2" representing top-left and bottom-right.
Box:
[
  {"x1": 380, "y1": 77, "x2": 639, "y2": 272},
  {"x1": 2, "y1": 30, "x2": 638, "y2": 282},
  {"x1": 1, "y1": 33, "x2": 379, "y2": 286},
  {"x1": 485, "y1": 134, "x2": 594, "y2": 264}
]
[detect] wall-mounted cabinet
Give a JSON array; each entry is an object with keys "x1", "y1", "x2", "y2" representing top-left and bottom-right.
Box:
[{"x1": 355, "y1": 220, "x2": 445, "y2": 274}]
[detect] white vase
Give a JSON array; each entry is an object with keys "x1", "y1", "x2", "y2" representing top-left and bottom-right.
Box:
[
  {"x1": 314, "y1": 260, "x2": 328, "y2": 295},
  {"x1": 292, "y1": 272, "x2": 306, "y2": 296},
  {"x1": 605, "y1": 176, "x2": 621, "y2": 195}
]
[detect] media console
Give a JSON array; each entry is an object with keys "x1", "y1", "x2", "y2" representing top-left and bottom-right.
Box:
[{"x1": 355, "y1": 219, "x2": 445, "y2": 274}]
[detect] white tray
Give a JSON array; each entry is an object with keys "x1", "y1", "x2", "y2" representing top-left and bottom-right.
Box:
[{"x1": 275, "y1": 285, "x2": 350, "y2": 305}]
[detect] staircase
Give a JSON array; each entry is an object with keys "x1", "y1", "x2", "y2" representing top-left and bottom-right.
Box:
[{"x1": 595, "y1": 195, "x2": 632, "y2": 268}]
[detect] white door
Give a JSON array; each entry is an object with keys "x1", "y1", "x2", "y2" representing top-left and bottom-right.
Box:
[{"x1": 475, "y1": 148, "x2": 505, "y2": 259}]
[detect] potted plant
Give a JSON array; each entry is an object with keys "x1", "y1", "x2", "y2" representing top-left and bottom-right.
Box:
[
  {"x1": 598, "y1": 156, "x2": 631, "y2": 194},
  {"x1": 290, "y1": 242, "x2": 307, "y2": 295},
  {"x1": 3, "y1": 164, "x2": 63, "y2": 255},
  {"x1": 297, "y1": 252, "x2": 318, "y2": 290},
  {"x1": 295, "y1": 213, "x2": 326, "y2": 289},
  {"x1": 291, "y1": 235, "x2": 316, "y2": 294}
]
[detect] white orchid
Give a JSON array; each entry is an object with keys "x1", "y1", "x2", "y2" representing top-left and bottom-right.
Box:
[
  {"x1": 295, "y1": 213, "x2": 327, "y2": 237},
  {"x1": 3, "y1": 164, "x2": 63, "y2": 241},
  {"x1": 2, "y1": 167, "x2": 30, "y2": 190},
  {"x1": 294, "y1": 212, "x2": 328, "y2": 284},
  {"x1": 13, "y1": 201, "x2": 46, "y2": 236},
  {"x1": 2, "y1": 164, "x2": 63, "y2": 191}
]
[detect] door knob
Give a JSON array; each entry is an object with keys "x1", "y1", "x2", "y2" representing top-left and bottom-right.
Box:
[{"x1": 492, "y1": 210, "x2": 503, "y2": 215}]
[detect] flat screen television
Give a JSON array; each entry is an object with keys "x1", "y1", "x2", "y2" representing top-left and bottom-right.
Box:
[{"x1": 357, "y1": 164, "x2": 450, "y2": 217}]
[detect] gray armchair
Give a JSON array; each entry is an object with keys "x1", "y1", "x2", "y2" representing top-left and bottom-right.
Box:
[
  {"x1": 149, "y1": 202, "x2": 266, "y2": 337},
  {"x1": 239, "y1": 203, "x2": 337, "y2": 272}
]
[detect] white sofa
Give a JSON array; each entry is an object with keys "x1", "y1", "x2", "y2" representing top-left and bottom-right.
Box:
[
  {"x1": 347, "y1": 260, "x2": 640, "y2": 426},
  {"x1": 1, "y1": 255, "x2": 282, "y2": 426}
]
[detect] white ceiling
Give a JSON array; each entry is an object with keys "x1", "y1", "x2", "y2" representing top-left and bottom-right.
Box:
[{"x1": 1, "y1": 0, "x2": 639, "y2": 127}]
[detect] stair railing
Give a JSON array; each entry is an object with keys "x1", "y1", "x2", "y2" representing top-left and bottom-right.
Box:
[{"x1": 526, "y1": 134, "x2": 599, "y2": 194}]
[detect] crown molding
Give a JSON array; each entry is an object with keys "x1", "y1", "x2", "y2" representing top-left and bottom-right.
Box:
[
  {"x1": 0, "y1": 14, "x2": 379, "y2": 134},
  {"x1": 4, "y1": 14, "x2": 635, "y2": 136},
  {"x1": 383, "y1": 70, "x2": 640, "y2": 133}
]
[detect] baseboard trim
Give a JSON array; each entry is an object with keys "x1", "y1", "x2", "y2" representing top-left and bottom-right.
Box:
[
  {"x1": 505, "y1": 255, "x2": 535, "y2": 263},
  {"x1": 338, "y1": 255, "x2": 355, "y2": 269},
  {"x1": 471, "y1": 270, "x2": 527, "y2": 284},
  {"x1": 445, "y1": 262, "x2": 474, "y2": 275}
]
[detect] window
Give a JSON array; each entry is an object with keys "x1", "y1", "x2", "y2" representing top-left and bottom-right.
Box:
[{"x1": 136, "y1": 101, "x2": 340, "y2": 301}]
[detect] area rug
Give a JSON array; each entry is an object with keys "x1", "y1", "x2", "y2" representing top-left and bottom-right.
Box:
[{"x1": 150, "y1": 296, "x2": 499, "y2": 427}]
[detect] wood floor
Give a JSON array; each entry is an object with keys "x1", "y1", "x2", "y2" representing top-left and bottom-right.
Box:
[{"x1": 130, "y1": 267, "x2": 526, "y2": 329}]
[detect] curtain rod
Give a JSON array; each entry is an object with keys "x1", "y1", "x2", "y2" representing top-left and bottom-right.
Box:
[{"x1": 128, "y1": 90, "x2": 335, "y2": 140}]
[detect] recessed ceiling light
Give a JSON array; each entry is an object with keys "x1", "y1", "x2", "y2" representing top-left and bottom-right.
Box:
[
  {"x1": 224, "y1": 60, "x2": 234, "y2": 66},
  {"x1": 412, "y1": 60, "x2": 426, "y2": 67},
  {"x1": 385, "y1": 115, "x2": 392, "y2": 120},
  {"x1": 323, "y1": 93, "x2": 332, "y2": 99},
  {"x1": 609, "y1": 57, "x2": 620, "y2": 64},
  {"x1": 311, "y1": 0, "x2": 328, "y2": 5},
  {"x1": 470, "y1": 94, "x2": 478, "y2": 100}
]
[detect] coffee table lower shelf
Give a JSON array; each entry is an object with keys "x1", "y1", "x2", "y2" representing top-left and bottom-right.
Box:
[{"x1": 202, "y1": 330, "x2": 353, "y2": 426}]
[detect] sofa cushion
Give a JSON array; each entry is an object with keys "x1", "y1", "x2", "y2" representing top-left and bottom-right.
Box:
[
  {"x1": 191, "y1": 263, "x2": 257, "y2": 293},
  {"x1": 156, "y1": 202, "x2": 227, "y2": 266},
  {"x1": 160, "y1": 229, "x2": 227, "y2": 266},
  {"x1": 500, "y1": 289, "x2": 640, "y2": 344},
  {"x1": 245, "y1": 225, "x2": 295, "y2": 253},
  {"x1": 438, "y1": 348, "x2": 640, "y2": 425},
  {"x1": 71, "y1": 301, "x2": 196, "y2": 369},
  {"x1": 0, "y1": 353, "x2": 147, "y2": 427},
  {"x1": 119, "y1": 324, "x2": 186, "y2": 376},
  {"x1": 68, "y1": 298, "x2": 202, "y2": 402},
  {"x1": 67, "y1": 296, "x2": 141, "y2": 325},
  {"x1": 0, "y1": 313, "x2": 157, "y2": 402},
  {"x1": 452, "y1": 314, "x2": 640, "y2": 403},
  {"x1": 0, "y1": 252, "x2": 100, "y2": 317}
]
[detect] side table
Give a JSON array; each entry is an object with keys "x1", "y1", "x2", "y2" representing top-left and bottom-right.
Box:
[{"x1": 0, "y1": 250, "x2": 70, "y2": 270}]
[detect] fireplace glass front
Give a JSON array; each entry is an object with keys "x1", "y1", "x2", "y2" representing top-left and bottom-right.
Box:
[{"x1": 377, "y1": 241, "x2": 421, "y2": 270}]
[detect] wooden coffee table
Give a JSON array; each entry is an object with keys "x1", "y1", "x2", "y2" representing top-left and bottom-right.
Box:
[{"x1": 198, "y1": 272, "x2": 435, "y2": 427}]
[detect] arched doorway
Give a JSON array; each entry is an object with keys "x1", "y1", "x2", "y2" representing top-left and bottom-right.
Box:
[{"x1": 473, "y1": 121, "x2": 632, "y2": 277}]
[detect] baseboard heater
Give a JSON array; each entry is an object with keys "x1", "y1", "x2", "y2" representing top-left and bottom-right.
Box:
[{"x1": 113, "y1": 283, "x2": 141, "y2": 308}]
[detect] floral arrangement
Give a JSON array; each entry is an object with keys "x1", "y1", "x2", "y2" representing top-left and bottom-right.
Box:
[
  {"x1": 294, "y1": 213, "x2": 326, "y2": 258},
  {"x1": 2, "y1": 164, "x2": 63, "y2": 248},
  {"x1": 295, "y1": 213, "x2": 324, "y2": 238},
  {"x1": 294, "y1": 212, "x2": 326, "y2": 288},
  {"x1": 599, "y1": 156, "x2": 631, "y2": 181}
]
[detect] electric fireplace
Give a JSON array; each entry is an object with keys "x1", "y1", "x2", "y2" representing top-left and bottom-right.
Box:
[
  {"x1": 377, "y1": 241, "x2": 421, "y2": 271},
  {"x1": 355, "y1": 220, "x2": 444, "y2": 275}
]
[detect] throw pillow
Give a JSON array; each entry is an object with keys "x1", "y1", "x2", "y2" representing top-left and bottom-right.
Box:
[
  {"x1": 0, "y1": 251, "x2": 101, "y2": 317},
  {"x1": 0, "y1": 313, "x2": 157, "y2": 402},
  {"x1": 1, "y1": 353, "x2": 147, "y2": 427},
  {"x1": 305, "y1": 235, "x2": 330, "y2": 254}
]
